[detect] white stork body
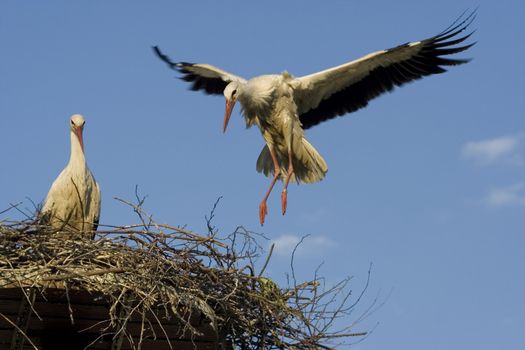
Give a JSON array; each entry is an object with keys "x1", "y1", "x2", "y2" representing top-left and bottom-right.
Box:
[
  {"x1": 239, "y1": 74, "x2": 328, "y2": 183},
  {"x1": 154, "y1": 11, "x2": 475, "y2": 225},
  {"x1": 41, "y1": 114, "x2": 101, "y2": 237}
]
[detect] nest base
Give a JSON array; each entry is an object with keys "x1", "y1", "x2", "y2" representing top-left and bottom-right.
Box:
[{"x1": 0, "y1": 287, "x2": 218, "y2": 350}]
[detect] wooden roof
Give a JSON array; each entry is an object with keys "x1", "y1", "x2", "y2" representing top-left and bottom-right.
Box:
[{"x1": 0, "y1": 287, "x2": 219, "y2": 350}]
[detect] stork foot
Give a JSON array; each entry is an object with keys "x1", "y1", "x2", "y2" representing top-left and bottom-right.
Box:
[
  {"x1": 281, "y1": 189, "x2": 288, "y2": 215},
  {"x1": 259, "y1": 201, "x2": 268, "y2": 226}
]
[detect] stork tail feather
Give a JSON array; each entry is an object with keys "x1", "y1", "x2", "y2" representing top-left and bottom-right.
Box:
[{"x1": 256, "y1": 140, "x2": 328, "y2": 184}]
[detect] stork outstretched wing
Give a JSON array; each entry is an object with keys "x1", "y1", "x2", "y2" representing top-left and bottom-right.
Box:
[
  {"x1": 153, "y1": 46, "x2": 246, "y2": 95},
  {"x1": 294, "y1": 11, "x2": 476, "y2": 129}
]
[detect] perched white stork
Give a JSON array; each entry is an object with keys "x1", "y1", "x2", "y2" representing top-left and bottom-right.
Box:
[
  {"x1": 154, "y1": 11, "x2": 475, "y2": 225},
  {"x1": 41, "y1": 114, "x2": 101, "y2": 237}
]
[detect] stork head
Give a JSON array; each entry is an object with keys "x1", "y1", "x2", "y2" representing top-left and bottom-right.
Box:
[
  {"x1": 223, "y1": 82, "x2": 239, "y2": 133},
  {"x1": 70, "y1": 114, "x2": 85, "y2": 152}
]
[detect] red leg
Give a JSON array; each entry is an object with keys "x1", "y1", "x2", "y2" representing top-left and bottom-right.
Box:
[
  {"x1": 259, "y1": 147, "x2": 281, "y2": 226},
  {"x1": 281, "y1": 147, "x2": 294, "y2": 215}
]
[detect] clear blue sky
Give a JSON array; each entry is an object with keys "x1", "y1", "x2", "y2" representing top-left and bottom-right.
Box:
[{"x1": 1, "y1": 1, "x2": 524, "y2": 349}]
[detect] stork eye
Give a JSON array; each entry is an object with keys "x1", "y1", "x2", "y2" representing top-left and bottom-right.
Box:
[{"x1": 232, "y1": 89, "x2": 237, "y2": 97}]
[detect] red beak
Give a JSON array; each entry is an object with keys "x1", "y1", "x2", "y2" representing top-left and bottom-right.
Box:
[
  {"x1": 75, "y1": 125, "x2": 84, "y2": 152},
  {"x1": 223, "y1": 99, "x2": 236, "y2": 133}
]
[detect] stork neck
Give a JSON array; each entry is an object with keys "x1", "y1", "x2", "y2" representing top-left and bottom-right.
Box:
[{"x1": 69, "y1": 130, "x2": 86, "y2": 166}]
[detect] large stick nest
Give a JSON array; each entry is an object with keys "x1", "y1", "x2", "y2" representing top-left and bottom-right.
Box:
[{"x1": 0, "y1": 199, "x2": 369, "y2": 349}]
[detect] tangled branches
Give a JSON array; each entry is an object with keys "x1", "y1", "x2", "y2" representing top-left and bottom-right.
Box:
[{"x1": 0, "y1": 200, "x2": 369, "y2": 349}]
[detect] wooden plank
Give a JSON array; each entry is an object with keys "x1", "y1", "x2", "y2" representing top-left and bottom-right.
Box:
[
  {"x1": 120, "y1": 320, "x2": 216, "y2": 341},
  {"x1": 0, "y1": 300, "x2": 19, "y2": 317},
  {"x1": 1, "y1": 289, "x2": 205, "y2": 321},
  {"x1": 1, "y1": 314, "x2": 111, "y2": 335},
  {"x1": 1, "y1": 328, "x2": 218, "y2": 350},
  {"x1": 0, "y1": 330, "x2": 32, "y2": 345},
  {"x1": 0, "y1": 288, "x2": 107, "y2": 305},
  {"x1": 110, "y1": 294, "x2": 131, "y2": 350},
  {"x1": 1, "y1": 288, "x2": 219, "y2": 349},
  {"x1": 0, "y1": 290, "x2": 25, "y2": 302},
  {"x1": 0, "y1": 300, "x2": 110, "y2": 320},
  {"x1": 1, "y1": 307, "x2": 216, "y2": 340},
  {"x1": 9, "y1": 288, "x2": 36, "y2": 350},
  {"x1": 0, "y1": 330, "x2": 11, "y2": 343},
  {"x1": 120, "y1": 338, "x2": 218, "y2": 350},
  {"x1": 1, "y1": 309, "x2": 216, "y2": 340}
]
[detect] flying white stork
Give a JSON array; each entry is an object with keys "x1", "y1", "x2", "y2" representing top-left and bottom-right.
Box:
[
  {"x1": 41, "y1": 114, "x2": 101, "y2": 237},
  {"x1": 154, "y1": 11, "x2": 475, "y2": 226}
]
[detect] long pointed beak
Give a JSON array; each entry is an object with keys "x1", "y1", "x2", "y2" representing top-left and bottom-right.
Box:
[
  {"x1": 223, "y1": 99, "x2": 236, "y2": 133},
  {"x1": 75, "y1": 126, "x2": 84, "y2": 152}
]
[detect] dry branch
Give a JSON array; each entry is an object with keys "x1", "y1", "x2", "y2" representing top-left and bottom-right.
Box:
[{"x1": 0, "y1": 201, "x2": 368, "y2": 349}]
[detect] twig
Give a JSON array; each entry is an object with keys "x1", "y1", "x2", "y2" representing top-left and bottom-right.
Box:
[{"x1": 0, "y1": 312, "x2": 39, "y2": 350}]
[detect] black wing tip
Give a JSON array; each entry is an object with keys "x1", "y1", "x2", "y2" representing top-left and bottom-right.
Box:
[
  {"x1": 445, "y1": 57, "x2": 473, "y2": 66},
  {"x1": 426, "y1": 11, "x2": 477, "y2": 65},
  {"x1": 152, "y1": 45, "x2": 166, "y2": 59},
  {"x1": 435, "y1": 8, "x2": 478, "y2": 42},
  {"x1": 152, "y1": 46, "x2": 193, "y2": 72}
]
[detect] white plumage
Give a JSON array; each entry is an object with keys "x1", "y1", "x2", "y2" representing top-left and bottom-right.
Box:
[
  {"x1": 154, "y1": 11, "x2": 475, "y2": 225},
  {"x1": 41, "y1": 114, "x2": 101, "y2": 237}
]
